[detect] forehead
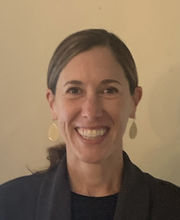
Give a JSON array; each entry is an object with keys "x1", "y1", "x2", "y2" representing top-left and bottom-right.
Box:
[{"x1": 57, "y1": 46, "x2": 127, "y2": 85}]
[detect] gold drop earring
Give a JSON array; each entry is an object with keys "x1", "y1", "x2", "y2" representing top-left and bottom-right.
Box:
[
  {"x1": 48, "y1": 122, "x2": 59, "y2": 142},
  {"x1": 129, "y1": 119, "x2": 137, "y2": 139}
]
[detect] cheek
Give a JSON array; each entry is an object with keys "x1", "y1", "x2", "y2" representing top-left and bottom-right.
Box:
[
  {"x1": 55, "y1": 101, "x2": 79, "y2": 130},
  {"x1": 106, "y1": 99, "x2": 132, "y2": 130},
  {"x1": 55, "y1": 108, "x2": 74, "y2": 142},
  {"x1": 105, "y1": 99, "x2": 129, "y2": 119}
]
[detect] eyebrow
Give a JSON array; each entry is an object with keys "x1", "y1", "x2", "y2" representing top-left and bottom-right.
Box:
[
  {"x1": 63, "y1": 79, "x2": 121, "y2": 87},
  {"x1": 64, "y1": 80, "x2": 83, "y2": 87},
  {"x1": 101, "y1": 79, "x2": 121, "y2": 85}
]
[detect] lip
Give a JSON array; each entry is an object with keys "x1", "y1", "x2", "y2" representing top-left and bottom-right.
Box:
[
  {"x1": 75, "y1": 125, "x2": 110, "y2": 129},
  {"x1": 75, "y1": 127, "x2": 110, "y2": 144}
]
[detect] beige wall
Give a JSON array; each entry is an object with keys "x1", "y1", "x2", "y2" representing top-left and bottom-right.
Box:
[{"x1": 0, "y1": 0, "x2": 180, "y2": 185}]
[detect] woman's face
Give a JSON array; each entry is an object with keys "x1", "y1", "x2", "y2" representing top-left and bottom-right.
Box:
[{"x1": 47, "y1": 46, "x2": 141, "y2": 164}]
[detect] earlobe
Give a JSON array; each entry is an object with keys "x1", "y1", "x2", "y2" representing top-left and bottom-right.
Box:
[
  {"x1": 46, "y1": 89, "x2": 57, "y2": 120},
  {"x1": 130, "y1": 86, "x2": 142, "y2": 119}
]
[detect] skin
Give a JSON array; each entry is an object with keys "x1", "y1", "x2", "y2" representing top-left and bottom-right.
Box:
[{"x1": 47, "y1": 46, "x2": 142, "y2": 196}]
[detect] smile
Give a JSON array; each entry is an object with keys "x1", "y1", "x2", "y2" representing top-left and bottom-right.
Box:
[{"x1": 76, "y1": 127, "x2": 109, "y2": 139}]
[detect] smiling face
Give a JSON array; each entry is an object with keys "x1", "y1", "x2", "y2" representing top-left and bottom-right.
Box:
[{"x1": 47, "y1": 46, "x2": 141, "y2": 164}]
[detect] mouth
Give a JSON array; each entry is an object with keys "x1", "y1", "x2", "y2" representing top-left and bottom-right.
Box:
[{"x1": 75, "y1": 127, "x2": 109, "y2": 140}]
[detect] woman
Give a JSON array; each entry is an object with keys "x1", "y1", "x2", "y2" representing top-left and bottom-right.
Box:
[{"x1": 0, "y1": 29, "x2": 179, "y2": 220}]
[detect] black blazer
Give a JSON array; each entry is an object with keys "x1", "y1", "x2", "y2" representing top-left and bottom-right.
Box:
[{"x1": 0, "y1": 152, "x2": 180, "y2": 220}]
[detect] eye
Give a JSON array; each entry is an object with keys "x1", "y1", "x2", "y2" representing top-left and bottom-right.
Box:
[
  {"x1": 66, "y1": 87, "x2": 82, "y2": 95},
  {"x1": 103, "y1": 87, "x2": 119, "y2": 94}
]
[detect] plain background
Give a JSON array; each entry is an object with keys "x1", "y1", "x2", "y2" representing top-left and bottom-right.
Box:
[{"x1": 0, "y1": 0, "x2": 180, "y2": 185}]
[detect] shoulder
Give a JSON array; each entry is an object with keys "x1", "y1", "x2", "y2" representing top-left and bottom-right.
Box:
[
  {"x1": 0, "y1": 172, "x2": 46, "y2": 219},
  {"x1": 134, "y1": 164, "x2": 180, "y2": 218},
  {"x1": 143, "y1": 172, "x2": 180, "y2": 218},
  {"x1": 124, "y1": 152, "x2": 180, "y2": 219},
  {"x1": 143, "y1": 171, "x2": 180, "y2": 197},
  {"x1": 0, "y1": 172, "x2": 45, "y2": 194},
  {"x1": 124, "y1": 152, "x2": 180, "y2": 203}
]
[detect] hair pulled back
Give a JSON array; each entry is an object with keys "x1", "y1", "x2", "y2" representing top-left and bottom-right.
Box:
[
  {"x1": 47, "y1": 29, "x2": 138, "y2": 95},
  {"x1": 46, "y1": 29, "x2": 139, "y2": 170}
]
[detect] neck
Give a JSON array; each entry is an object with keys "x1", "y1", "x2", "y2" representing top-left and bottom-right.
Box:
[{"x1": 67, "y1": 151, "x2": 123, "y2": 197}]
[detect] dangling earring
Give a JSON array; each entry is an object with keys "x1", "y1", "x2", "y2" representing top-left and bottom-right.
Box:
[
  {"x1": 48, "y1": 122, "x2": 59, "y2": 142},
  {"x1": 129, "y1": 119, "x2": 137, "y2": 139}
]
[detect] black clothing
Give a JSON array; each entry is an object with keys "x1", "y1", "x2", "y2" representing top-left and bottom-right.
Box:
[
  {"x1": 71, "y1": 192, "x2": 118, "y2": 220},
  {"x1": 0, "y1": 152, "x2": 180, "y2": 220}
]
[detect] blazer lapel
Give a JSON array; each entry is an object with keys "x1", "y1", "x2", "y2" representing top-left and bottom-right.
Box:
[
  {"x1": 35, "y1": 151, "x2": 150, "y2": 220},
  {"x1": 35, "y1": 155, "x2": 71, "y2": 220},
  {"x1": 114, "y1": 152, "x2": 150, "y2": 220}
]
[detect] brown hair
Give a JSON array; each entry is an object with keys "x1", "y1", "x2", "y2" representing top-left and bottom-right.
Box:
[
  {"x1": 46, "y1": 29, "x2": 139, "y2": 170},
  {"x1": 47, "y1": 29, "x2": 138, "y2": 95}
]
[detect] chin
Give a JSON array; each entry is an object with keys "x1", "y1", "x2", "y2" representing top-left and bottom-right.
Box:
[
  {"x1": 74, "y1": 147, "x2": 113, "y2": 164},
  {"x1": 66, "y1": 133, "x2": 122, "y2": 164}
]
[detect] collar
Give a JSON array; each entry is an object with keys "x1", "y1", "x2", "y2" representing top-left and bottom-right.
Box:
[
  {"x1": 114, "y1": 152, "x2": 149, "y2": 220},
  {"x1": 35, "y1": 155, "x2": 71, "y2": 220},
  {"x1": 36, "y1": 151, "x2": 150, "y2": 220}
]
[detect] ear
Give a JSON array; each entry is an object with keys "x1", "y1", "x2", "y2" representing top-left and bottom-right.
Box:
[
  {"x1": 130, "y1": 86, "x2": 142, "y2": 119},
  {"x1": 46, "y1": 89, "x2": 58, "y2": 120}
]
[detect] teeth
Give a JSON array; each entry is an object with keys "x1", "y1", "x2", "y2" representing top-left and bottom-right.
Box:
[{"x1": 77, "y1": 128, "x2": 107, "y2": 139}]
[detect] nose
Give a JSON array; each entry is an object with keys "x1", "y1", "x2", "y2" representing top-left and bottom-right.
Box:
[{"x1": 81, "y1": 93, "x2": 103, "y2": 120}]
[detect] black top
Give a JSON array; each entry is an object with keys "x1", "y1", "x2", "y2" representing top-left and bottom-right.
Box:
[{"x1": 71, "y1": 192, "x2": 118, "y2": 220}]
